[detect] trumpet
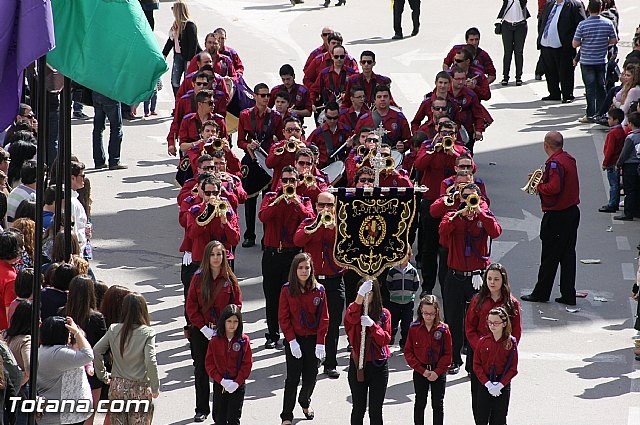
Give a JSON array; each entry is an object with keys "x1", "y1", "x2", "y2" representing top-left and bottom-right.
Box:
[
  {"x1": 356, "y1": 147, "x2": 375, "y2": 168},
  {"x1": 448, "y1": 193, "x2": 481, "y2": 221},
  {"x1": 303, "y1": 174, "x2": 316, "y2": 187},
  {"x1": 521, "y1": 167, "x2": 544, "y2": 194},
  {"x1": 443, "y1": 182, "x2": 467, "y2": 207},
  {"x1": 211, "y1": 197, "x2": 229, "y2": 217},
  {"x1": 303, "y1": 211, "x2": 335, "y2": 234},
  {"x1": 203, "y1": 137, "x2": 225, "y2": 152},
  {"x1": 268, "y1": 184, "x2": 297, "y2": 206},
  {"x1": 384, "y1": 156, "x2": 395, "y2": 171},
  {"x1": 426, "y1": 135, "x2": 456, "y2": 155},
  {"x1": 274, "y1": 139, "x2": 300, "y2": 155},
  {"x1": 356, "y1": 145, "x2": 368, "y2": 157}
]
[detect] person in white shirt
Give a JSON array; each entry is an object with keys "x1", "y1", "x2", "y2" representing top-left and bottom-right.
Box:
[
  {"x1": 70, "y1": 161, "x2": 90, "y2": 253},
  {"x1": 497, "y1": 0, "x2": 531, "y2": 86}
]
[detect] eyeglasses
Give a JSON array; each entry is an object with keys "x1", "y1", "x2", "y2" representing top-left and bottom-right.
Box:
[
  {"x1": 454, "y1": 58, "x2": 466, "y2": 63},
  {"x1": 317, "y1": 202, "x2": 333, "y2": 207},
  {"x1": 285, "y1": 127, "x2": 301, "y2": 133},
  {"x1": 321, "y1": 32, "x2": 331, "y2": 37},
  {"x1": 281, "y1": 177, "x2": 297, "y2": 183},
  {"x1": 422, "y1": 312, "x2": 436, "y2": 317},
  {"x1": 360, "y1": 60, "x2": 373, "y2": 65},
  {"x1": 333, "y1": 55, "x2": 346, "y2": 59},
  {"x1": 202, "y1": 165, "x2": 216, "y2": 171},
  {"x1": 256, "y1": 93, "x2": 270, "y2": 98},
  {"x1": 324, "y1": 115, "x2": 339, "y2": 121},
  {"x1": 432, "y1": 106, "x2": 447, "y2": 111},
  {"x1": 203, "y1": 190, "x2": 219, "y2": 196},
  {"x1": 358, "y1": 177, "x2": 374, "y2": 183},
  {"x1": 297, "y1": 160, "x2": 313, "y2": 167},
  {"x1": 487, "y1": 320, "x2": 505, "y2": 326},
  {"x1": 194, "y1": 82, "x2": 208, "y2": 87}
]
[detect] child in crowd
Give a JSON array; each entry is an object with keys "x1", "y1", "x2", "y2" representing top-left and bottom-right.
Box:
[
  {"x1": 386, "y1": 247, "x2": 421, "y2": 349},
  {"x1": 8, "y1": 268, "x2": 33, "y2": 323},
  {"x1": 599, "y1": 107, "x2": 627, "y2": 213}
]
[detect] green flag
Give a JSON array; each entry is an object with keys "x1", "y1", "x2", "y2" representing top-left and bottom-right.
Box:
[{"x1": 47, "y1": 0, "x2": 168, "y2": 104}]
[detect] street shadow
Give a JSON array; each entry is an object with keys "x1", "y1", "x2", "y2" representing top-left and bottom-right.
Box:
[
  {"x1": 346, "y1": 37, "x2": 400, "y2": 45},
  {"x1": 122, "y1": 117, "x2": 172, "y2": 126},
  {"x1": 243, "y1": 4, "x2": 293, "y2": 10},
  {"x1": 566, "y1": 347, "x2": 638, "y2": 399}
]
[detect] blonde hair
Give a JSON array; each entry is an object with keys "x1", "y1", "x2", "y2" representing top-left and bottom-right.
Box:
[{"x1": 171, "y1": 1, "x2": 191, "y2": 38}]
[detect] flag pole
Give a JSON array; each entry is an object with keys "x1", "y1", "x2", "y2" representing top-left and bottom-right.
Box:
[{"x1": 62, "y1": 77, "x2": 72, "y2": 259}]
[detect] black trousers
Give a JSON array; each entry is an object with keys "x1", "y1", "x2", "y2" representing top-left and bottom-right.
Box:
[
  {"x1": 281, "y1": 336, "x2": 319, "y2": 421},
  {"x1": 540, "y1": 46, "x2": 576, "y2": 100},
  {"x1": 442, "y1": 270, "x2": 477, "y2": 365},
  {"x1": 388, "y1": 301, "x2": 414, "y2": 346},
  {"x1": 320, "y1": 276, "x2": 345, "y2": 370},
  {"x1": 181, "y1": 261, "x2": 200, "y2": 325},
  {"x1": 465, "y1": 348, "x2": 482, "y2": 421},
  {"x1": 190, "y1": 329, "x2": 212, "y2": 415},
  {"x1": 348, "y1": 359, "x2": 388, "y2": 425},
  {"x1": 420, "y1": 199, "x2": 441, "y2": 294},
  {"x1": 393, "y1": 0, "x2": 421, "y2": 36},
  {"x1": 622, "y1": 163, "x2": 640, "y2": 218},
  {"x1": 213, "y1": 381, "x2": 245, "y2": 425},
  {"x1": 262, "y1": 249, "x2": 300, "y2": 341},
  {"x1": 531, "y1": 206, "x2": 580, "y2": 303},
  {"x1": 437, "y1": 247, "x2": 449, "y2": 295},
  {"x1": 243, "y1": 193, "x2": 265, "y2": 240},
  {"x1": 474, "y1": 382, "x2": 511, "y2": 425},
  {"x1": 413, "y1": 371, "x2": 446, "y2": 425},
  {"x1": 501, "y1": 22, "x2": 527, "y2": 80}
]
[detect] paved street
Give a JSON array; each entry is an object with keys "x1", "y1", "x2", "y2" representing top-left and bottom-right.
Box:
[{"x1": 67, "y1": 0, "x2": 639, "y2": 423}]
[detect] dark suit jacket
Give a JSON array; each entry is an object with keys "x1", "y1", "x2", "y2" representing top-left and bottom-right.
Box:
[
  {"x1": 536, "y1": 0, "x2": 586, "y2": 49},
  {"x1": 497, "y1": 0, "x2": 531, "y2": 21}
]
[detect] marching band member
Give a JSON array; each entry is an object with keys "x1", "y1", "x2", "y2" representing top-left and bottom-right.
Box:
[
  {"x1": 377, "y1": 143, "x2": 413, "y2": 188},
  {"x1": 345, "y1": 129, "x2": 378, "y2": 186},
  {"x1": 295, "y1": 148, "x2": 328, "y2": 205},
  {"x1": 354, "y1": 85, "x2": 411, "y2": 148},
  {"x1": 211, "y1": 150, "x2": 246, "y2": 207},
  {"x1": 168, "y1": 70, "x2": 211, "y2": 156},
  {"x1": 178, "y1": 155, "x2": 216, "y2": 206},
  {"x1": 439, "y1": 184, "x2": 502, "y2": 375},
  {"x1": 439, "y1": 154, "x2": 488, "y2": 202},
  {"x1": 259, "y1": 166, "x2": 315, "y2": 349},
  {"x1": 178, "y1": 90, "x2": 228, "y2": 150},
  {"x1": 305, "y1": 101, "x2": 352, "y2": 168},
  {"x1": 450, "y1": 67, "x2": 490, "y2": 154},
  {"x1": 431, "y1": 171, "x2": 474, "y2": 219},
  {"x1": 237, "y1": 82, "x2": 284, "y2": 248},
  {"x1": 269, "y1": 64, "x2": 313, "y2": 120},
  {"x1": 185, "y1": 119, "x2": 234, "y2": 177},
  {"x1": 272, "y1": 91, "x2": 296, "y2": 121},
  {"x1": 205, "y1": 304, "x2": 253, "y2": 425},
  {"x1": 303, "y1": 27, "x2": 333, "y2": 75},
  {"x1": 278, "y1": 253, "x2": 329, "y2": 425},
  {"x1": 266, "y1": 117, "x2": 307, "y2": 191},
  {"x1": 411, "y1": 71, "x2": 459, "y2": 133},
  {"x1": 339, "y1": 86, "x2": 370, "y2": 131},
  {"x1": 415, "y1": 97, "x2": 455, "y2": 139},
  {"x1": 294, "y1": 191, "x2": 344, "y2": 379},
  {"x1": 342, "y1": 50, "x2": 393, "y2": 110},
  {"x1": 466, "y1": 263, "x2": 521, "y2": 423},
  {"x1": 186, "y1": 240, "x2": 242, "y2": 423},
  {"x1": 472, "y1": 307, "x2": 518, "y2": 425},
  {"x1": 404, "y1": 295, "x2": 452, "y2": 425},
  {"x1": 344, "y1": 278, "x2": 391, "y2": 425},
  {"x1": 303, "y1": 32, "x2": 359, "y2": 89},
  {"x1": 177, "y1": 60, "x2": 231, "y2": 108},
  {"x1": 310, "y1": 45, "x2": 358, "y2": 113}
]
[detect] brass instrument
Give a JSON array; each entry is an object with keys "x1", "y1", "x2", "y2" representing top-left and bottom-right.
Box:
[
  {"x1": 196, "y1": 197, "x2": 229, "y2": 226},
  {"x1": 356, "y1": 145, "x2": 368, "y2": 157},
  {"x1": 303, "y1": 174, "x2": 316, "y2": 187},
  {"x1": 356, "y1": 147, "x2": 375, "y2": 168},
  {"x1": 384, "y1": 156, "x2": 395, "y2": 171},
  {"x1": 448, "y1": 193, "x2": 480, "y2": 221},
  {"x1": 521, "y1": 167, "x2": 544, "y2": 194},
  {"x1": 274, "y1": 139, "x2": 300, "y2": 156},
  {"x1": 425, "y1": 135, "x2": 456, "y2": 155},
  {"x1": 268, "y1": 184, "x2": 297, "y2": 206},
  {"x1": 303, "y1": 211, "x2": 335, "y2": 234},
  {"x1": 443, "y1": 182, "x2": 467, "y2": 207},
  {"x1": 203, "y1": 137, "x2": 225, "y2": 153}
]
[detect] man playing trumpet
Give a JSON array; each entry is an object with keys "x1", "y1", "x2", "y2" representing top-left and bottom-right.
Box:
[
  {"x1": 295, "y1": 148, "x2": 328, "y2": 205},
  {"x1": 266, "y1": 117, "x2": 308, "y2": 191}
]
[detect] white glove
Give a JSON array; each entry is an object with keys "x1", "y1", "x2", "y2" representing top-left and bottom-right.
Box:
[
  {"x1": 200, "y1": 326, "x2": 215, "y2": 340},
  {"x1": 182, "y1": 251, "x2": 192, "y2": 266},
  {"x1": 220, "y1": 378, "x2": 233, "y2": 391},
  {"x1": 315, "y1": 344, "x2": 326, "y2": 361},
  {"x1": 226, "y1": 381, "x2": 239, "y2": 393},
  {"x1": 493, "y1": 382, "x2": 504, "y2": 395},
  {"x1": 472, "y1": 274, "x2": 483, "y2": 291},
  {"x1": 358, "y1": 279, "x2": 373, "y2": 297},
  {"x1": 360, "y1": 315, "x2": 375, "y2": 327},
  {"x1": 289, "y1": 339, "x2": 302, "y2": 359},
  {"x1": 488, "y1": 382, "x2": 502, "y2": 397}
]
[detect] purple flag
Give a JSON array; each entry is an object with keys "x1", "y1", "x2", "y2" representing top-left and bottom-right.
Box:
[{"x1": 0, "y1": 0, "x2": 54, "y2": 131}]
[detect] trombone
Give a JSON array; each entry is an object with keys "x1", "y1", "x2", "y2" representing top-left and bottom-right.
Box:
[
  {"x1": 448, "y1": 193, "x2": 480, "y2": 221},
  {"x1": 521, "y1": 167, "x2": 544, "y2": 194},
  {"x1": 303, "y1": 211, "x2": 335, "y2": 234}
]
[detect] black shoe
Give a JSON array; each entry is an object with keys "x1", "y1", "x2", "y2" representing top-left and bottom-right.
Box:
[
  {"x1": 109, "y1": 163, "x2": 128, "y2": 170},
  {"x1": 555, "y1": 297, "x2": 576, "y2": 306},
  {"x1": 323, "y1": 0, "x2": 330, "y2": 6},
  {"x1": 448, "y1": 363, "x2": 460, "y2": 375},
  {"x1": 500, "y1": 78, "x2": 509, "y2": 86},
  {"x1": 265, "y1": 339, "x2": 276, "y2": 349},
  {"x1": 535, "y1": 74, "x2": 543, "y2": 80},
  {"x1": 521, "y1": 294, "x2": 547, "y2": 302},
  {"x1": 598, "y1": 205, "x2": 617, "y2": 213},
  {"x1": 290, "y1": 0, "x2": 296, "y2": 4},
  {"x1": 346, "y1": 344, "x2": 352, "y2": 351},
  {"x1": 94, "y1": 163, "x2": 108, "y2": 170},
  {"x1": 562, "y1": 97, "x2": 574, "y2": 104},
  {"x1": 324, "y1": 368, "x2": 340, "y2": 379},
  {"x1": 72, "y1": 111, "x2": 90, "y2": 119},
  {"x1": 515, "y1": 79, "x2": 523, "y2": 86},
  {"x1": 613, "y1": 215, "x2": 633, "y2": 221},
  {"x1": 335, "y1": 0, "x2": 345, "y2": 5},
  {"x1": 303, "y1": 407, "x2": 315, "y2": 420},
  {"x1": 541, "y1": 95, "x2": 561, "y2": 101},
  {"x1": 392, "y1": 34, "x2": 403, "y2": 40},
  {"x1": 194, "y1": 413, "x2": 208, "y2": 422},
  {"x1": 241, "y1": 238, "x2": 255, "y2": 247},
  {"x1": 411, "y1": 28, "x2": 419, "y2": 36}
]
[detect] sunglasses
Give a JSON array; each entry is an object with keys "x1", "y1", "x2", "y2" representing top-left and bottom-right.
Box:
[
  {"x1": 194, "y1": 82, "x2": 208, "y2": 87},
  {"x1": 256, "y1": 93, "x2": 270, "y2": 98},
  {"x1": 333, "y1": 55, "x2": 346, "y2": 59},
  {"x1": 454, "y1": 58, "x2": 466, "y2": 63},
  {"x1": 317, "y1": 202, "x2": 333, "y2": 208},
  {"x1": 365, "y1": 137, "x2": 378, "y2": 142},
  {"x1": 360, "y1": 60, "x2": 373, "y2": 65},
  {"x1": 358, "y1": 177, "x2": 374, "y2": 183},
  {"x1": 321, "y1": 32, "x2": 331, "y2": 37},
  {"x1": 380, "y1": 152, "x2": 390, "y2": 158},
  {"x1": 281, "y1": 177, "x2": 297, "y2": 183},
  {"x1": 202, "y1": 165, "x2": 216, "y2": 171},
  {"x1": 23, "y1": 114, "x2": 35, "y2": 119},
  {"x1": 432, "y1": 106, "x2": 447, "y2": 111},
  {"x1": 285, "y1": 127, "x2": 301, "y2": 133},
  {"x1": 203, "y1": 190, "x2": 219, "y2": 196},
  {"x1": 457, "y1": 164, "x2": 473, "y2": 169},
  {"x1": 297, "y1": 160, "x2": 313, "y2": 167},
  {"x1": 324, "y1": 115, "x2": 339, "y2": 121},
  {"x1": 440, "y1": 130, "x2": 454, "y2": 136}
]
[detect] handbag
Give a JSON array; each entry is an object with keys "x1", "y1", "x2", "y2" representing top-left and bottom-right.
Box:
[{"x1": 495, "y1": 0, "x2": 516, "y2": 35}]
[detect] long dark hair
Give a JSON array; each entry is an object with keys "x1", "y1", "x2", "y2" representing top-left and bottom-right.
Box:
[
  {"x1": 197, "y1": 240, "x2": 238, "y2": 306},
  {"x1": 63, "y1": 275, "x2": 97, "y2": 329},
  {"x1": 5, "y1": 300, "x2": 32, "y2": 339},
  {"x1": 119, "y1": 293, "x2": 151, "y2": 356},
  {"x1": 357, "y1": 277, "x2": 383, "y2": 322},
  {"x1": 287, "y1": 252, "x2": 317, "y2": 296},
  {"x1": 216, "y1": 304, "x2": 243, "y2": 339},
  {"x1": 475, "y1": 263, "x2": 517, "y2": 318},
  {"x1": 488, "y1": 307, "x2": 513, "y2": 350},
  {"x1": 100, "y1": 285, "x2": 132, "y2": 327}
]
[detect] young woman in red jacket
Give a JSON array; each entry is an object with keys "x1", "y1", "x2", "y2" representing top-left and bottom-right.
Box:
[
  {"x1": 465, "y1": 263, "x2": 521, "y2": 423},
  {"x1": 404, "y1": 295, "x2": 452, "y2": 425},
  {"x1": 344, "y1": 278, "x2": 392, "y2": 425},
  {"x1": 186, "y1": 240, "x2": 242, "y2": 423},
  {"x1": 472, "y1": 307, "x2": 518, "y2": 425},
  {"x1": 205, "y1": 304, "x2": 253, "y2": 425},
  {"x1": 278, "y1": 253, "x2": 329, "y2": 425}
]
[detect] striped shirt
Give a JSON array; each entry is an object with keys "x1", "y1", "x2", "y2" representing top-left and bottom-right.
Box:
[{"x1": 574, "y1": 15, "x2": 617, "y2": 65}]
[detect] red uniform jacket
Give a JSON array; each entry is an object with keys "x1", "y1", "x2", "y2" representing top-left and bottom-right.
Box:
[
  {"x1": 466, "y1": 295, "x2": 522, "y2": 351},
  {"x1": 295, "y1": 177, "x2": 328, "y2": 205},
  {"x1": 379, "y1": 169, "x2": 413, "y2": 188},
  {"x1": 310, "y1": 66, "x2": 358, "y2": 106},
  {"x1": 429, "y1": 196, "x2": 457, "y2": 219},
  {"x1": 303, "y1": 51, "x2": 359, "y2": 88},
  {"x1": 294, "y1": 219, "x2": 343, "y2": 276},
  {"x1": 439, "y1": 204, "x2": 502, "y2": 271},
  {"x1": 404, "y1": 321, "x2": 453, "y2": 377},
  {"x1": 473, "y1": 335, "x2": 518, "y2": 386},
  {"x1": 345, "y1": 149, "x2": 370, "y2": 187},
  {"x1": 354, "y1": 109, "x2": 412, "y2": 146},
  {"x1": 186, "y1": 142, "x2": 241, "y2": 177},
  {"x1": 414, "y1": 141, "x2": 468, "y2": 200},
  {"x1": 168, "y1": 91, "x2": 197, "y2": 147},
  {"x1": 265, "y1": 140, "x2": 298, "y2": 191},
  {"x1": 205, "y1": 333, "x2": 252, "y2": 385},
  {"x1": 462, "y1": 66, "x2": 491, "y2": 101},
  {"x1": 268, "y1": 83, "x2": 313, "y2": 113},
  {"x1": 237, "y1": 107, "x2": 284, "y2": 153},
  {"x1": 439, "y1": 176, "x2": 489, "y2": 204},
  {"x1": 258, "y1": 192, "x2": 315, "y2": 248},
  {"x1": 177, "y1": 179, "x2": 197, "y2": 206},
  {"x1": 450, "y1": 87, "x2": 488, "y2": 136},
  {"x1": 443, "y1": 45, "x2": 496, "y2": 78},
  {"x1": 537, "y1": 149, "x2": 580, "y2": 211},
  {"x1": 341, "y1": 72, "x2": 393, "y2": 109},
  {"x1": 178, "y1": 113, "x2": 228, "y2": 146},
  {"x1": 179, "y1": 194, "x2": 200, "y2": 252},
  {"x1": 344, "y1": 303, "x2": 391, "y2": 364},
  {"x1": 186, "y1": 270, "x2": 242, "y2": 329},
  {"x1": 176, "y1": 72, "x2": 230, "y2": 110},
  {"x1": 303, "y1": 45, "x2": 327, "y2": 73},
  {"x1": 603, "y1": 124, "x2": 626, "y2": 167},
  {"x1": 220, "y1": 46, "x2": 244, "y2": 76},
  {"x1": 410, "y1": 90, "x2": 459, "y2": 132},
  {"x1": 278, "y1": 283, "x2": 329, "y2": 344},
  {"x1": 306, "y1": 122, "x2": 352, "y2": 167},
  {"x1": 186, "y1": 201, "x2": 241, "y2": 261},
  {"x1": 186, "y1": 53, "x2": 236, "y2": 78},
  {"x1": 339, "y1": 105, "x2": 369, "y2": 131}
]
